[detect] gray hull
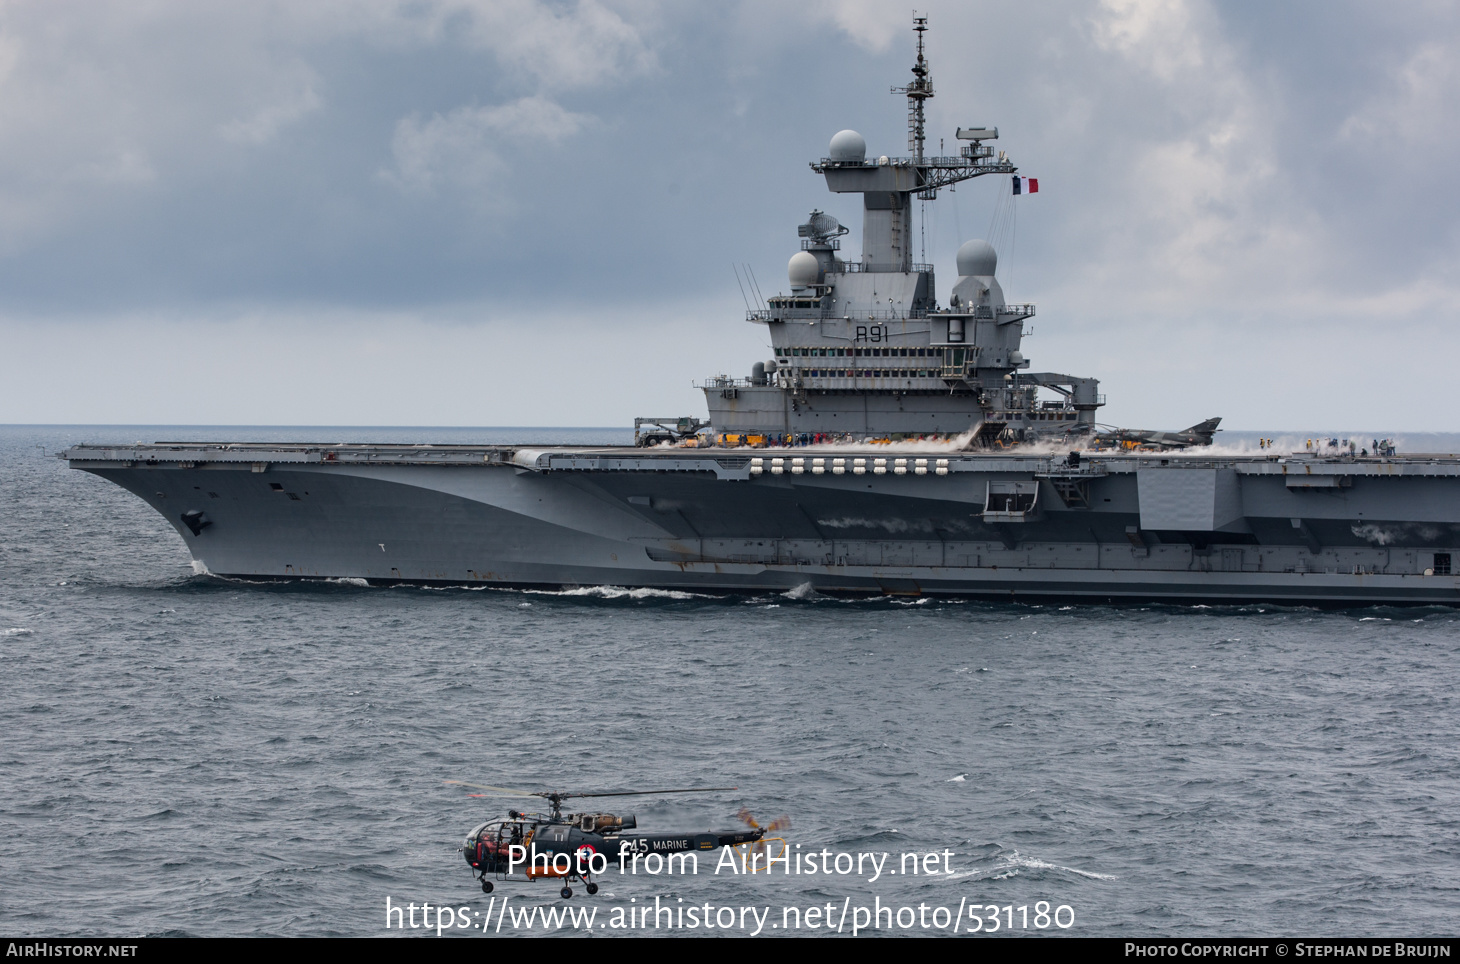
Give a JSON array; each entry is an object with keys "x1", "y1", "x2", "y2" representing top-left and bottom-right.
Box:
[{"x1": 66, "y1": 442, "x2": 1460, "y2": 605}]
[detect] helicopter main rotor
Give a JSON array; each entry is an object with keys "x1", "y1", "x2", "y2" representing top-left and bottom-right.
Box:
[{"x1": 445, "y1": 782, "x2": 740, "y2": 819}]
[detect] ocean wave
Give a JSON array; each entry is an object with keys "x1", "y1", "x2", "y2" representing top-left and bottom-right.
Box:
[
  {"x1": 1000, "y1": 850, "x2": 1116, "y2": 880},
  {"x1": 948, "y1": 849, "x2": 1116, "y2": 882}
]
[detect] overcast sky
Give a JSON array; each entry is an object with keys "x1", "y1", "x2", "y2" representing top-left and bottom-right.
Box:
[{"x1": 2, "y1": 0, "x2": 1458, "y2": 430}]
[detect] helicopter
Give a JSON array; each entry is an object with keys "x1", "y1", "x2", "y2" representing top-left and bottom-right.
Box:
[{"x1": 449, "y1": 782, "x2": 777, "y2": 899}]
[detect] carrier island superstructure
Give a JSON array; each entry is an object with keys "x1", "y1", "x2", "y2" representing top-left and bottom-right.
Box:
[
  {"x1": 703, "y1": 20, "x2": 1100, "y2": 445},
  {"x1": 61, "y1": 21, "x2": 1460, "y2": 605}
]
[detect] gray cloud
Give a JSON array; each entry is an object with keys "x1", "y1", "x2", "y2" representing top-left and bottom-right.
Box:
[
  {"x1": 382, "y1": 96, "x2": 593, "y2": 198},
  {"x1": 1, "y1": 0, "x2": 1458, "y2": 430}
]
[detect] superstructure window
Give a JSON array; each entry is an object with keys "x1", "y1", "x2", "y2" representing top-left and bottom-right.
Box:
[{"x1": 1436, "y1": 553, "x2": 1452, "y2": 575}]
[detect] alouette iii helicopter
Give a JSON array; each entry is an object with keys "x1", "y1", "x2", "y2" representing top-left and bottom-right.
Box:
[{"x1": 448, "y1": 782, "x2": 777, "y2": 899}]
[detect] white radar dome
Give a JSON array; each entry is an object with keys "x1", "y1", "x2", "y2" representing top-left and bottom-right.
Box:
[
  {"x1": 956, "y1": 239, "x2": 998, "y2": 277},
  {"x1": 828, "y1": 130, "x2": 866, "y2": 162},
  {"x1": 788, "y1": 250, "x2": 821, "y2": 287}
]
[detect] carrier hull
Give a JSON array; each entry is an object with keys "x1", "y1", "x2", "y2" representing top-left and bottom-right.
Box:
[{"x1": 65, "y1": 442, "x2": 1460, "y2": 605}]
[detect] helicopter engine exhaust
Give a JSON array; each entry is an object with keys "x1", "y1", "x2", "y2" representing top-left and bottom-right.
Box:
[{"x1": 574, "y1": 813, "x2": 636, "y2": 832}]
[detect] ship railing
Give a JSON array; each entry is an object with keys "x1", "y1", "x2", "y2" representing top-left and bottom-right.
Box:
[
  {"x1": 699, "y1": 371, "x2": 958, "y2": 390},
  {"x1": 747, "y1": 307, "x2": 829, "y2": 322},
  {"x1": 748, "y1": 307, "x2": 824, "y2": 322},
  {"x1": 814, "y1": 154, "x2": 1003, "y2": 170},
  {"x1": 747, "y1": 307, "x2": 931, "y2": 322},
  {"x1": 833, "y1": 261, "x2": 934, "y2": 274},
  {"x1": 779, "y1": 374, "x2": 949, "y2": 390},
  {"x1": 847, "y1": 307, "x2": 931, "y2": 320},
  {"x1": 1037, "y1": 460, "x2": 1110, "y2": 479}
]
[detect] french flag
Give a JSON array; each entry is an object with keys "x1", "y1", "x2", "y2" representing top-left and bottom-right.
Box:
[{"x1": 1012, "y1": 176, "x2": 1039, "y2": 195}]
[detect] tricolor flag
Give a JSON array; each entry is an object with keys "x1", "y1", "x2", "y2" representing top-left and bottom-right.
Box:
[{"x1": 1012, "y1": 176, "x2": 1039, "y2": 195}]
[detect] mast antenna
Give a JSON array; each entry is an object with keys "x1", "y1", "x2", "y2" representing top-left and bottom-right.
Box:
[{"x1": 893, "y1": 15, "x2": 933, "y2": 163}]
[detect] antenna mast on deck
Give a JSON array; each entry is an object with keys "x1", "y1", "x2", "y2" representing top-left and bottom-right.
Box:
[
  {"x1": 811, "y1": 16, "x2": 1017, "y2": 268},
  {"x1": 893, "y1": 16, "x2": 933, "y2": 163}
]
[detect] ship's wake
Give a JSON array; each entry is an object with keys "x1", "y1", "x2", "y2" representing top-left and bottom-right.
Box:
[
  {"x1": 520, "y1": 585, "x2": 713, "y2": 601},
  {"x1": 945, "y1": 848, "x2": 1117, "y2": 882}
]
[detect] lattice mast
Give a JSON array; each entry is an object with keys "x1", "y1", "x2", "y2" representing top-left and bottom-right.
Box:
[{"x1": 894, "y1": 17, "x2": 933, "y2": 163}]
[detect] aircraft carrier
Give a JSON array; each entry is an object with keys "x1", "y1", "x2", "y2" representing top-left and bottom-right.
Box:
[{"x1": 62, "y1": 21, "x2": 1460, "y2": 606}]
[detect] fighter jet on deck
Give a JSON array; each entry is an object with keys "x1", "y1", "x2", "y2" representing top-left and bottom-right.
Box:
[{"x1": 1092, "y1": 417, "x2": 1222, "y2": 451}]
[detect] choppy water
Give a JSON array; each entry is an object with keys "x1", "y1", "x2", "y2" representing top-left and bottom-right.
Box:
[{"x1": 2, "y1": 425, "x2": 1458, "y2": 937}]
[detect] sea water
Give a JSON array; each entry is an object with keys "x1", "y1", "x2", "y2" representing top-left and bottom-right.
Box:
[{"x1": 2, "y1": 425, "x2": 1457, "y2": 937}]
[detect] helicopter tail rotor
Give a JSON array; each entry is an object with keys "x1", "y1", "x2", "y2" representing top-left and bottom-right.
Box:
[
  {"x1": 734, "y1": 808, "x2": 790, "y2": 870},
  {"x1": 736, "y1": 807, "x2": 790, "y2": 834}
]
